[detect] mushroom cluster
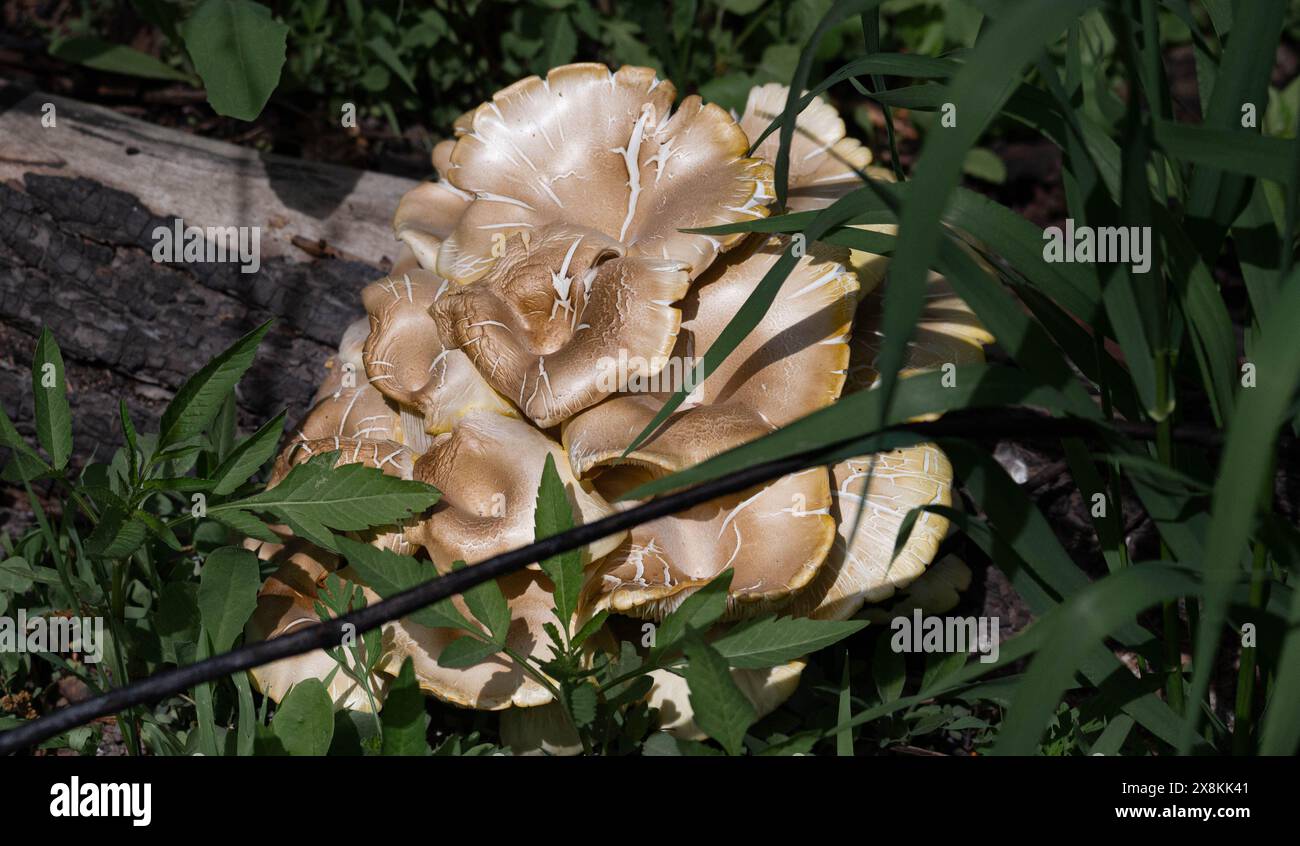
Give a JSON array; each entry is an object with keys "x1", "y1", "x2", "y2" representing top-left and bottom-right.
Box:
[{"x1": 245, "y1": 64, "x2": 991, "y2": 748}]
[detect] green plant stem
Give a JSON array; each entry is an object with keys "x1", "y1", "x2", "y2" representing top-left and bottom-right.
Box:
[
  {"x1": 499, "y1": 644, "x2": 591, "y2": 754},
  {"x1": 1231, "y1": 541, "x2": 1269, "y2": 754},
  {"x1": 1154, "y1": 350, "x2": 1185, "y2": 716},
  {"x1": 1231, "y1": 464, "x2": 1276, "y2": 751},
  {"x1": 1093, "y1": 334, "x2": 1131, "y2": 570}
]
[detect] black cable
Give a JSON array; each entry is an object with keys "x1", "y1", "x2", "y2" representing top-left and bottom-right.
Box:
[
  {"x1": 0, "y1": 424, "x2": 890, "y2": 754},
  {"x1": 0, "y1": 407, "x2": 1263, "y2": 754}
]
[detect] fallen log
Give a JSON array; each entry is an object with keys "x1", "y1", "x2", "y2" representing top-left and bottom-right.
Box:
[{"x1": 0, "y1": 84, "x2": 422, "y2": 483}]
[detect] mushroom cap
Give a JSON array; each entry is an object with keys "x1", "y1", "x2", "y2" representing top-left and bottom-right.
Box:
[
  {"x1": 361, "y1": 270, "x2": 517, "y2": 439},
  {"x1": 245, "y1": 540, "x2": 389, "y2": 712},
  {"x1": 560, "y1": 236, "x2": 856, "y2": 619},
  {"x1": 580, "y1": 464, "x2": 833, "y2": 620},
  {"x1": 435, "y1": 63, "x2": 772, "y2": 283},
  {"x1": 783, "y1": 221, "x2": 992, "y2": 620},
  {"x1": 739, "y1": 82, "x2": 880, "y2": 212},
  {"x1": 294, "y1": 381, "x2": 405, "y2": 446},
  {"x1": 391, "y1": 138, "x2": 473, "y2": 273},
  {"x1": 847, "y1": 269, "x2": 995, "y2": 390},
  {"x1": 298, "y1": 316, "x2": 407, "y2": 446},
  {"x1": 646, "y1": 660, "x2": 806, "y2": 741},
  {"x1": 269, "y1": 436, "x2": 417, "y2": 488},
  {"x1": 313, "y1": 317, "x2": 373, "y2": 404},
  {"x1": 404, "y1": 411, "x2": 624, "y2": 569},
  {"x1": 862, "y1": 554, "x2": 973, "y2": 622},
  {"x1": 432, "y1": 224, "x2": 691, "y2": 427},
  {"x1": 384, "y1": 570, "x2": 561, "y2": 710},
  {"x1": 499, "y1": 701, "x2": 584, "y2": 756},
  {"x1": 786, "y1": 444, "x2": 955, "y2": 621},
  {"x1": 563, "y1": 234, "x2": 858, "y2": 474},
  {"x1": 393, "y1": 181, "x2": 473, "y2": 272}
]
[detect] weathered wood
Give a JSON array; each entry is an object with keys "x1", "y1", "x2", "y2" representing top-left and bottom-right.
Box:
[{"x1": 0, "y1": 85, "x2": 422, "y2": 483}]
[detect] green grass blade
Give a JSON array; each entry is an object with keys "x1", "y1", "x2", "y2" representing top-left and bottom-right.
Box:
[
  {"x1": 993, "y1": 563, "x2": 1202, "y2": 755},
  {"x1": 869, "y1": 0, "x2": 1102, "y2": 438},
  {"x1": 1182, "y1": 268, "x2": 1300, "y2": 752},
  {"x1": 625, "y1": 364, "x2": 1068, "y2": 500},
  {"x1": 1259, "y1": 569, "x2": 1300, "y2": 754},
  {"x1": 1154, "y1": 119, "x2": 1294, "y2": 183},
  {"x1": 1183, "y1": 0, "x2": 1286, "y2": 260}
]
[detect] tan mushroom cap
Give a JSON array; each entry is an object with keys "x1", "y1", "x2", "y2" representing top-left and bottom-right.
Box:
[
  {"x1": 294, "y1": 380, "x2": 404, "y2": 447},
  {"x1": 563, "y1": 234, "x2": 858, "y2": 475},
  {"x1": 245, "y1": 540, "x2": 388, "y2": 712},
  {"x1": 862, "y1": 554, "x2": 973, "y2": 623},
  {"x1": 847, "y1": 269, "x2": 994, "y2": 390},
  {"x1": 299, "y1": 317, "x2": 407, "y2": 445},
  {"x1": 561, "y1": 236, "x2": 855, "y2": 619},
  {"x1": 740, "y1": 82, "x2": 880, "y2": 212},
  {"x1": 580, "y1": 464, "x2": 832, "y2": 620},
  {"x1": 433, "y1": 225, "x2": 691, "y2": 427},
  {"x1": 646, "y1": 660, "x2": 806, "y2": 741},
  {"x1": 385, "y1": 570, "x2": 561, "y2": 710},
  {"x1": 391, "y1": 139, "x2": 473, "y2": 273},
  {"x1": 500, "y1": 701, "x2": 584, "y2": 756},
  {"x1": 404, "y1": 411, "x2": 624, "y2": 570},
  {"x1": 312, "y1": 318, "x2": 372, "y2": 404},
  {"x1": 361, "y1": 270, "x2": 517, "y2": 443},
  {"x1": 784, "y1": 235, "x2": 991, "y2": 621},
  {"x1": 786, "y1": 444, "x2": 954, "y2": 621},
  {"x1": 393, "y1": 181, "x2": 473, "y2": 272},
  {"x1": 436, "y1": 62, "x2": 773, "y2": 283}
]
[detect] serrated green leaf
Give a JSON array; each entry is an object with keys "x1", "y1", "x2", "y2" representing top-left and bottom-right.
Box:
[
  {"x1": 568, "y1": 683, "x2": 597, "y2": 727},
  {"x1": 651, "y1": 570, "x2": 733, "y2": 660},
  {"x1": 455, "y1": 561, "x2": 510, "y2": 645},
  {"x1": 85, "y1": 505, "x2": 147, "y2": 559},
  {"x1": 381, "y1": 657, "x2": 430, "y2": 756},
  {"x1": 32, "y1": 329, "x2": 72, "y2": 470},
  {"x1": 683, "y1": 634, "x2": 755, "y2": 756},
  {"x1": 710, "y1": 614, "x2": 866, "y2": 668},
  {"x1": 334, "y1": 535, "x2": 468, "y2": 632},
  {"x1": 436, "y1": 635, "x2": 502, "y2": 669},
  {"x1": 0, "y1": 557, "x2": 34, "y2": 593},
  {"x1": 119, "y1": 400, "x2": 139, "y2": 484},
  {"x1": 210, "y1": 410, "x2": 285, "y2": 495},
  {"x1": 181, "y1": 0, "x2": 288, "y2": 121},
  {"x1": 571, "y1": 610, "x2": 609, "y2": 650},
  {"x1": 197, "y1": 546, "x2": 260, "y2": 652},
  {"x1": 272, "y1": 678, "x2": 334, "y2": 755},
  {"x1": 208, "y1": 508, "x2": 281, "y2": 543},
  {"x1": 534, "y1": 453, "x2": 582, "y2": 636},
  {"x1": 215, "y1": 458, "x2": 439, "y2": 551},
  {"x1": 158, "y1": 320, "x2": 271, "y2": 449},
  {"x1": 135, "y1": 510, "x2": 183, "y2": 551}
]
